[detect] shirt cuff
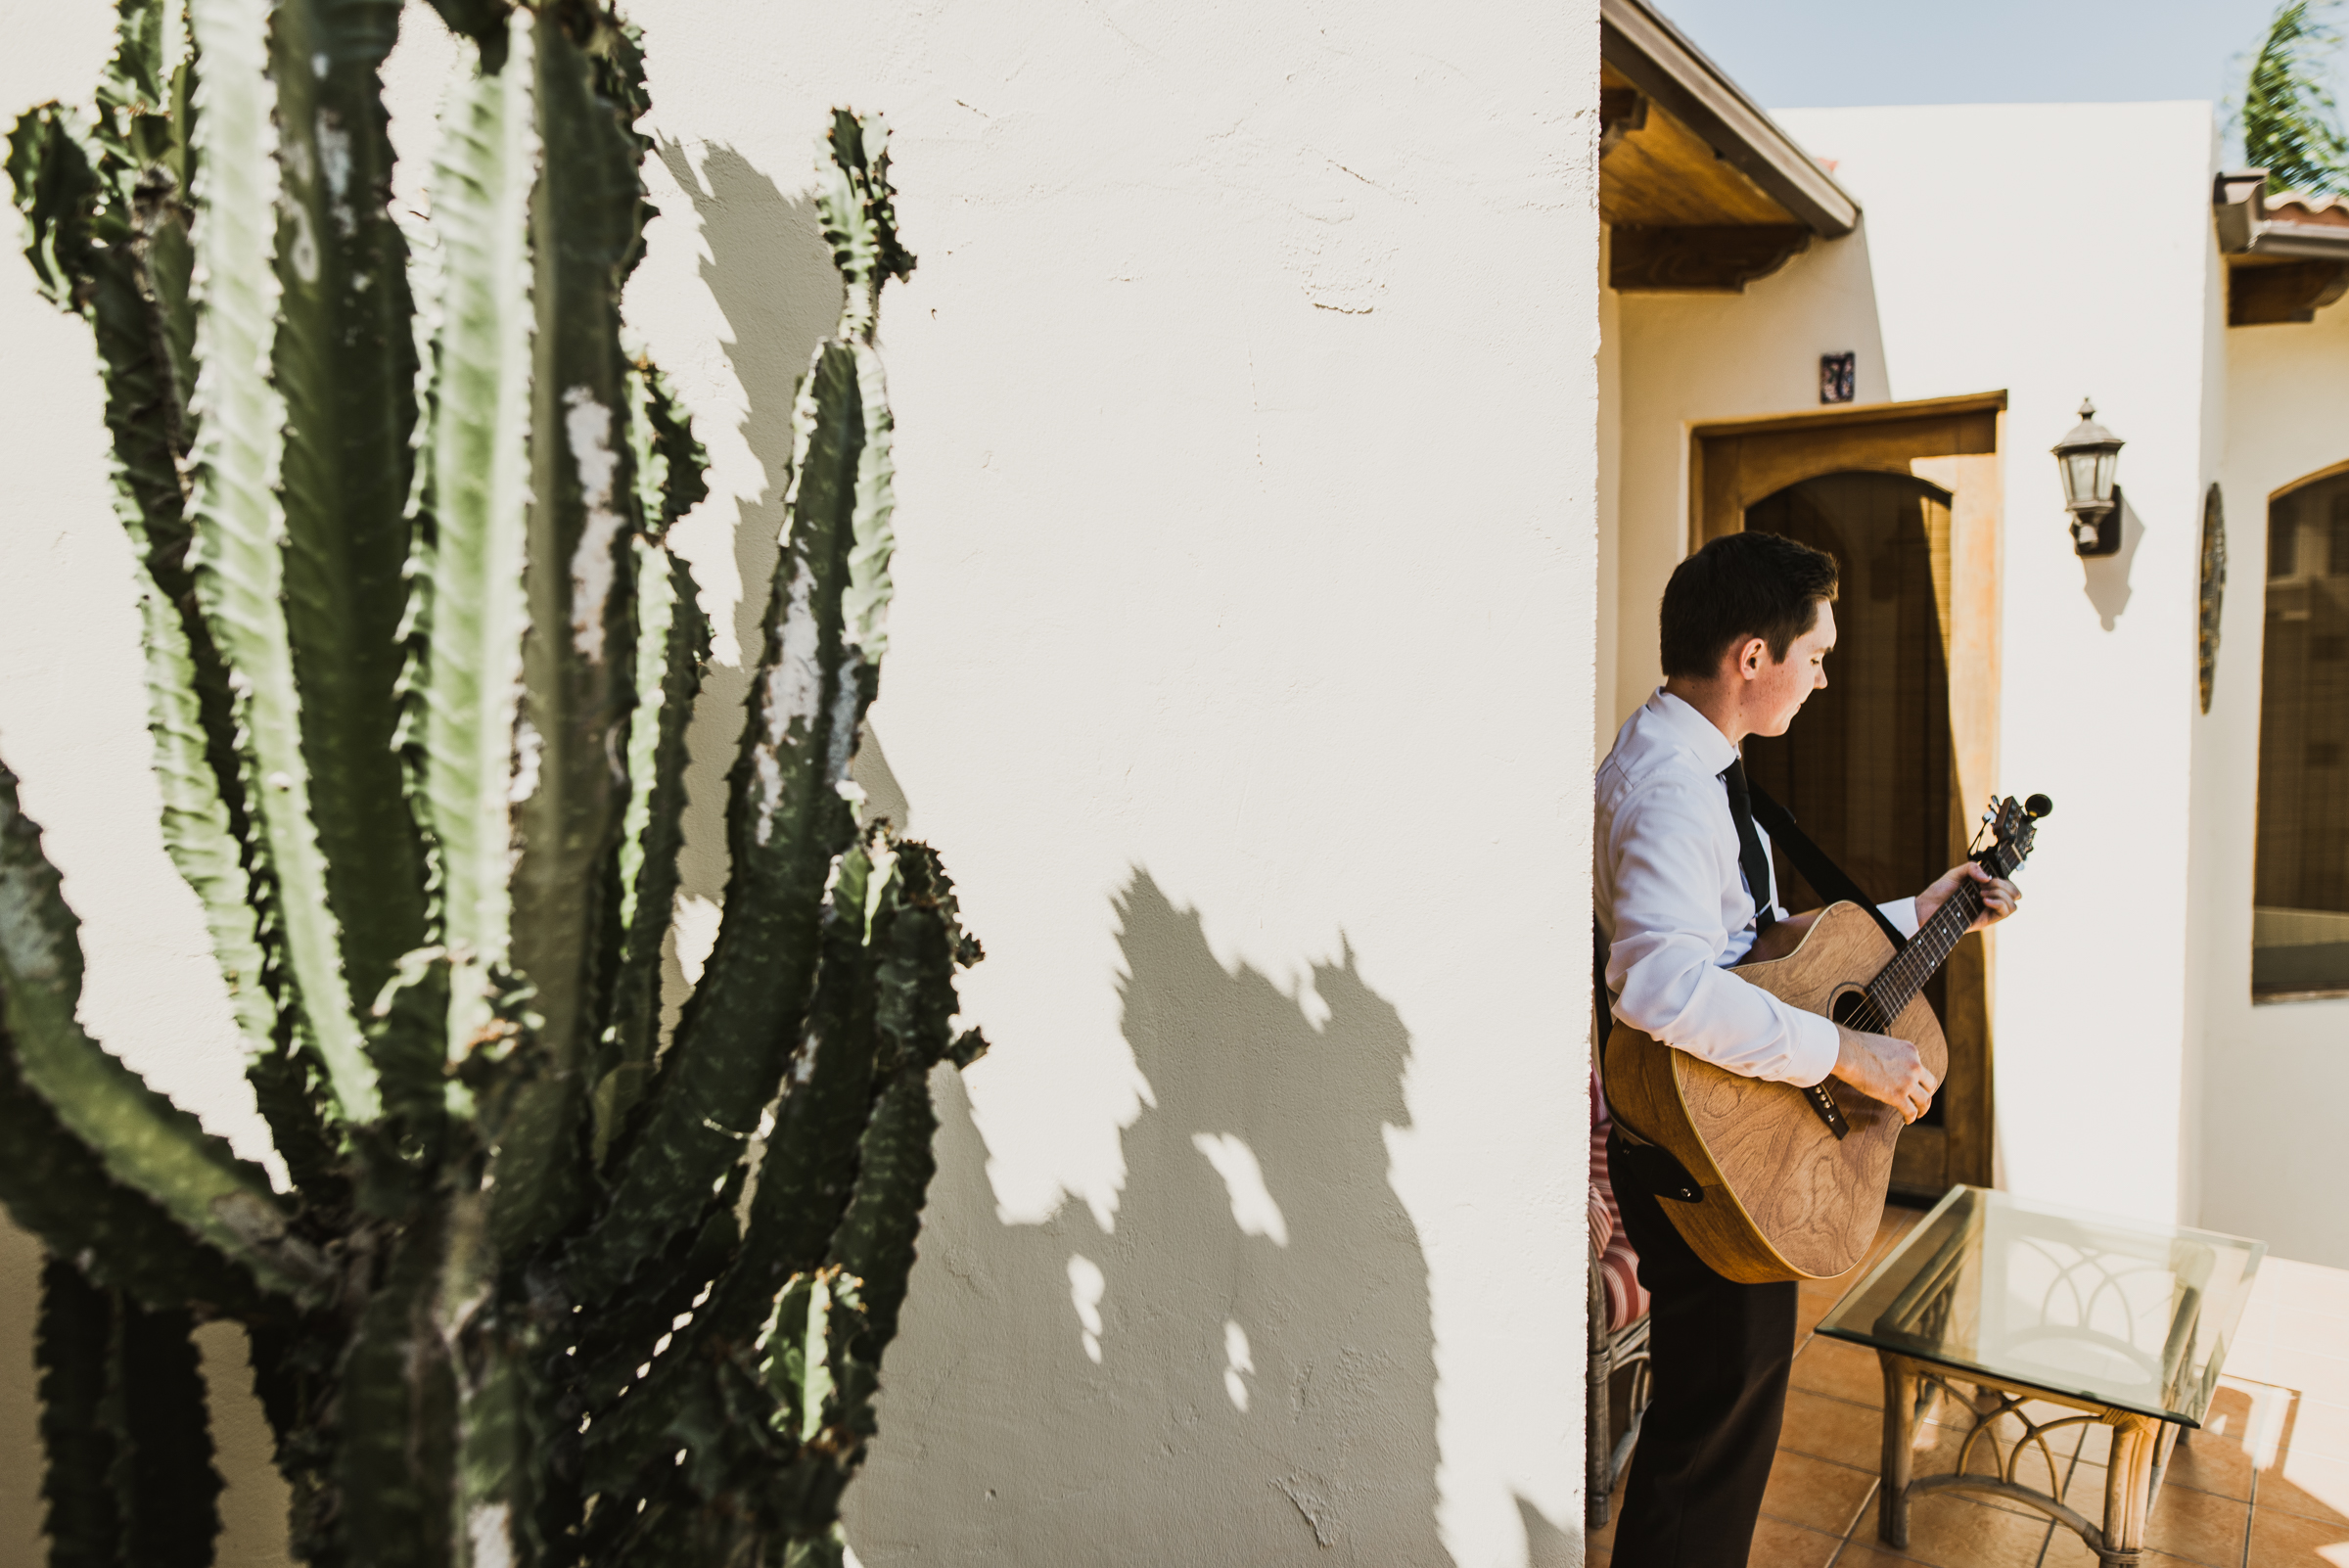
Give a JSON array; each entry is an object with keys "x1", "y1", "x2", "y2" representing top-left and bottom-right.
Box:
[
  {"x1": 1878, "y1": 897, "x2": 1920, "y2": 940},
  {"x1": 1788, "y1": 1006, "x2": 1842, "y2": 1087}
]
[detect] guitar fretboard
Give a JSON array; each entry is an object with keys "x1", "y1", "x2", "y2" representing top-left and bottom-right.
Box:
[{"x1": 1847, "y1": 842, "x2": 2016, "y2": 1035}]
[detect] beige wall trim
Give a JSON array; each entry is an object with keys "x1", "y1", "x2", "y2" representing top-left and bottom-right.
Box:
[
  {"x1": 1599, "y1": 0, "x2": 1860, "y2": 238},
  {"x1": 1691, "y1": 390, "x2": 2010, "y2": 443},
  {"x1": 2270, "y1": 452, "x2": 2349, "y2": 501},
  {"x1": 1688, "y1": 397, "x2": 2006, "y2": 1189},
  {"x1": 1690, "y1": 393, "x2": 2005, "y2": 552}
]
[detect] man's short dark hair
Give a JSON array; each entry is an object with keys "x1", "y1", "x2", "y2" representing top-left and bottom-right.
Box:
[{"x1": 1658, "y1": 530, "x2": 1840, "y2": 677}]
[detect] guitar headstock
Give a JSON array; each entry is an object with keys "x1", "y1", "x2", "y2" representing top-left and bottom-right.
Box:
[{"x1": 1975, "y1": 792, "x2": 2052, "y2": 878}]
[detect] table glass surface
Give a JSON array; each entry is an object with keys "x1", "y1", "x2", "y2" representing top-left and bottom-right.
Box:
[{"x1": 1815, "y1": 1185, "x2": 2266, "y2": 1426}]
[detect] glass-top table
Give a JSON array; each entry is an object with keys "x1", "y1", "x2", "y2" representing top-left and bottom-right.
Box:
[{"x1": 1816, "y1": 1185, "x2": 2266, "y2": 1567}]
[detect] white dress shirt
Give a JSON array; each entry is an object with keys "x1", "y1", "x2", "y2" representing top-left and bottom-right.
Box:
[{"x1": 1595, "y1": 689, "x2": 1918, "y2": 1087}]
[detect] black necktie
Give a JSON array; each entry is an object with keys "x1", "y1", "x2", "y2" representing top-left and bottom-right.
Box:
[{"x1": 1721, "y1": 759, "x2": 1776, "y2": 933}]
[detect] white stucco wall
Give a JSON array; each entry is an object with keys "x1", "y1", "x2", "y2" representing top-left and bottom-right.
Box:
[
  {"x1": 1596, "y1": 231, "x2": 1621, "y2": 768},
  {"x1": 1607, "y1": 224, "x2": 1893, "y2": 733},
  {"x1": 1775, "y1": 103, "x2": 2225, "y2": 1227},
  {"x1": 2, "y1": 3, "x2": 1602, "y2": 1565},
  {"x1": 1605, "y1": 103, "x2": 2231, "y2": 1234},
  {"x1": 2197, "y1": 295, "x2": 2349, "y2": 1269}
]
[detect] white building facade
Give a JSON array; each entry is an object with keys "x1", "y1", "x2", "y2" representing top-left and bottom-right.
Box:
[
  {"x1": 4, "y1": 0, "x2": 2348, "y2": 1562},
  {"x1": 0, "y1": 1, "x2": 1603, "y2": 1564},
  {"x1": 1601, "y1": 84, "x2": 2349, "y2": 1274}
]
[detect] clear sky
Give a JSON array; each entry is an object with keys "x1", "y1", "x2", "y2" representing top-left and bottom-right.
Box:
[{"x1": 1651, "y1": 0, "x2": 2333, "y2": 140}]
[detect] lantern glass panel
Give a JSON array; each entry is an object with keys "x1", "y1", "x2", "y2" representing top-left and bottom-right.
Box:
[
  {"x1": 2064, "y1": 450, "x2": 2101, "y2": 508},
  {"x1": 2095, "y1": 447, "x2": 2118, "y2": 502}
]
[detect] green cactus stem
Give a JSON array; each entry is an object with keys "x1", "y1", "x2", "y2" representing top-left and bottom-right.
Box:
[
  {"x1": 36, "y1": 1258, "x2": 225, "y2": 1568},
  {"x1": 8, "y1": 0, "x2": 976, "y2": 1551}
]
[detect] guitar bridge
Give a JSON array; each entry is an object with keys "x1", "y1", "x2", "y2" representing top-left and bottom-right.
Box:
[{"x1": 1803, "y1": 1083, "x2": 1850, "y2": 1140}]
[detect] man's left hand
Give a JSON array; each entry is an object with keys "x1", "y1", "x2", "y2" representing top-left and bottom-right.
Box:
[{"x1": 1915, "y1": 861, "x2": 2020, "y2": 933}]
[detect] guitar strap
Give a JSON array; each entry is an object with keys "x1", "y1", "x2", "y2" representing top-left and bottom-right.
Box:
[
  {"x1": 1593, "y1": 775, "x2": 1907, "y2": 1205},
  {"x1": 1741, "y1": 778, "x2": 1910, "y2": 951}
]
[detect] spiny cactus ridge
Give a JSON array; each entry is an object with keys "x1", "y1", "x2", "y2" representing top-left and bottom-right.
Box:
[{"x1": 3, "y1": 0, "x2": 981, "y2": 1560}]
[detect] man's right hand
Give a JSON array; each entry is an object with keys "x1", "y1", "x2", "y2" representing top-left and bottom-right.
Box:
[{"x1": 1830, "y1": 1026, "x2": 1938, "y2": 1125}]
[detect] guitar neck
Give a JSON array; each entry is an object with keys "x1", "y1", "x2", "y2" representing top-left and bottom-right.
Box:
[{"x1": 1862, "y1": 853, "x2": 2004, "y2": 1022}]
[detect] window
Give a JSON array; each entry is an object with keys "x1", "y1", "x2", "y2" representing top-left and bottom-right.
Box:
[
  {"x1": 2272, "y1": 502, "x2": 2298, "y2": 577},
  {"x1": 2254, "y1": 465, "x2": 2349, "y2": 998}
]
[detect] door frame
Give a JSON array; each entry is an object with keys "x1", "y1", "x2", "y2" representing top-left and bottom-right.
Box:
[{"x1": 1690, "y1": 391, "x2": 2007, "y2": 1193}]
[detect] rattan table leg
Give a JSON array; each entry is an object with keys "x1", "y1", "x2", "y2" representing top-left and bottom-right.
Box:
[
  {"x1": 1877, "y1": 1353, "x2": 1918, "y2": 1549},
  {"x1": 2098, "y1": 1411, "x2": 2160, "y2": 1567}
]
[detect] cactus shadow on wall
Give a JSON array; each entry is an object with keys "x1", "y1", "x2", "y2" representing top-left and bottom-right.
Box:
[
  {"x1": 647, "y1": 138, "x2": 1451, "y2": 1562},
  {"x1": 845, "y1": 871, "x2": 1453, "y2": 1567}
]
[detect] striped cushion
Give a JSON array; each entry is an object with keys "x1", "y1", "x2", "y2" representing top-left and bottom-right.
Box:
[{"x1": 1589, "y1": 1070, "x2": 1651, "y2": 1333}]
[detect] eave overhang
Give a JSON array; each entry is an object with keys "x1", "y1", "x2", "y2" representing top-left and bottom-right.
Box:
[
  {"x1": 2215, "y1": 170, "x2": 2349, "y2": 326},
  {"x1": 1600, "y1": 0, "x2": 1859, "y2": 242}
]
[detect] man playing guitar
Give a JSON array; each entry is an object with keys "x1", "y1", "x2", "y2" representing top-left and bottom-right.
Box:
[{"x1": 1594, "y1": 530, "x2": 2021, "y2": 1566}]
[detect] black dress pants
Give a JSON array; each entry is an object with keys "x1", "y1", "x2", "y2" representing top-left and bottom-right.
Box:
[{"x1": 1606, "y1": 1134, "x2": 1797, "y2": 1568}]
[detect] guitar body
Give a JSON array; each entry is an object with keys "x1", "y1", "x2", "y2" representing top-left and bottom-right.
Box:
[{"x1": 1603, "y1": 901, "x2": 1948, "y2": 1283}]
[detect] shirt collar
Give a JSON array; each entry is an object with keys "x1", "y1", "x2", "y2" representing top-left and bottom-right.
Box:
[{"x1": 1643, "y1": 687, "x2": 1739, "y2": 775}]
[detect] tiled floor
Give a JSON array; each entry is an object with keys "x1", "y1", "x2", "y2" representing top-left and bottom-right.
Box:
[{"x1": 1587, "y1": 1207, "x2": 2349, "y2": 1567}]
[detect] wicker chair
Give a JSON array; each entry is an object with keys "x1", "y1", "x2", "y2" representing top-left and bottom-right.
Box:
[
  {"x1": 1587, "y1": 1229, "x2": 1653, "y2": 1527},
  {"x1": 1587, "y1": 1078, "x2": 1654, "y2": 1530}
]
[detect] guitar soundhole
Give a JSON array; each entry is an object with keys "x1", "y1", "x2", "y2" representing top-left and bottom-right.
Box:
[{"x1": 1829, "y1": 988, "x2": 1868, "y2": 1029}]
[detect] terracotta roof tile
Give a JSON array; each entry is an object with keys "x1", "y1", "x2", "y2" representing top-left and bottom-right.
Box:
[{"x1": 2266, "y1": 190, "x2": 2349, "y2": 229}]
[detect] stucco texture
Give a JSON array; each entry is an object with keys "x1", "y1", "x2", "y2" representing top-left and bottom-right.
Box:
[
  {"x1": 2197, "y1": 284, "x2": 2349, "y2": 1269},
  {"x1": 0, "y1": 2, "x2": 1602, "y2": 1565},
  {"x1": 1777, "y1": 103, "x2": 2224, "y2": 1230},
  {"x1": 1600, "y1": 97, "x2": 2349, "y2": 1269}
]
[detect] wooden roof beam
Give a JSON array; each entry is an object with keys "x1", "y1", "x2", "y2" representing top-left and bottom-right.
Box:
[
  {"x1": 1599, "y1": 0, "x2": 1859, "y2": 240},
  {"x1": 2215, "y1": 170, "x2": 2349, "y2": 326}
]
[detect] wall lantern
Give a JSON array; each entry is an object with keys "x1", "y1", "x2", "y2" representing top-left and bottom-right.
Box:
[{"x1": 2052, "y1": 397, "x2": 2125, "y2": 557}]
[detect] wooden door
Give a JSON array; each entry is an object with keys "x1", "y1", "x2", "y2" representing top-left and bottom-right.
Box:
[{"x1": 1692, "y1": 393, "x2": 2004, "y2": 1198}]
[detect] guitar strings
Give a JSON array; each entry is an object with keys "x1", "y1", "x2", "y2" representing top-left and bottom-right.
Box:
[
  {"x1": 1840, "y1": 875, "x2": 1991, "y2": 1037},
  {"x1": 1818, "y1": 823, "x2": 2025, "y2": 1086},
  {"x1": 1876, "y1": 839, "x2": 2019, "y2": 1006},
  {"x1": 1872, "y1": 880, "x2": 1984, "y2": 1014}
]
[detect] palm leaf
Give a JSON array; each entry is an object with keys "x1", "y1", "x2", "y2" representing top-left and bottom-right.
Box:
[{"x1": 2241, "y1": 0, "x2": 2349, "y2": 194}]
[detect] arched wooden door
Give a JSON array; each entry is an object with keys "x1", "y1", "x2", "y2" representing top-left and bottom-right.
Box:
[{"x1": 1692, "y1": 394, "x2": 2004, "y2": 1198}]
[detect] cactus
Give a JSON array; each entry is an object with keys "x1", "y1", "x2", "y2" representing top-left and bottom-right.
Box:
[{"x1": 3, "y1": 0, "x2": 981, "y2": 1561}]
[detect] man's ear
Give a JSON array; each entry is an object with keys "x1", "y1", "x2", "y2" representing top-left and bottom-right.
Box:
[{"x1": 1733, "y1": 635, "x2": 1768, "y2": 682}]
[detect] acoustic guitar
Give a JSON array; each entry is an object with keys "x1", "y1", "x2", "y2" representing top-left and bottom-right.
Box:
[{"x1": 1602, "y1": 793, "x2": 2050, "y2": 1284}]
